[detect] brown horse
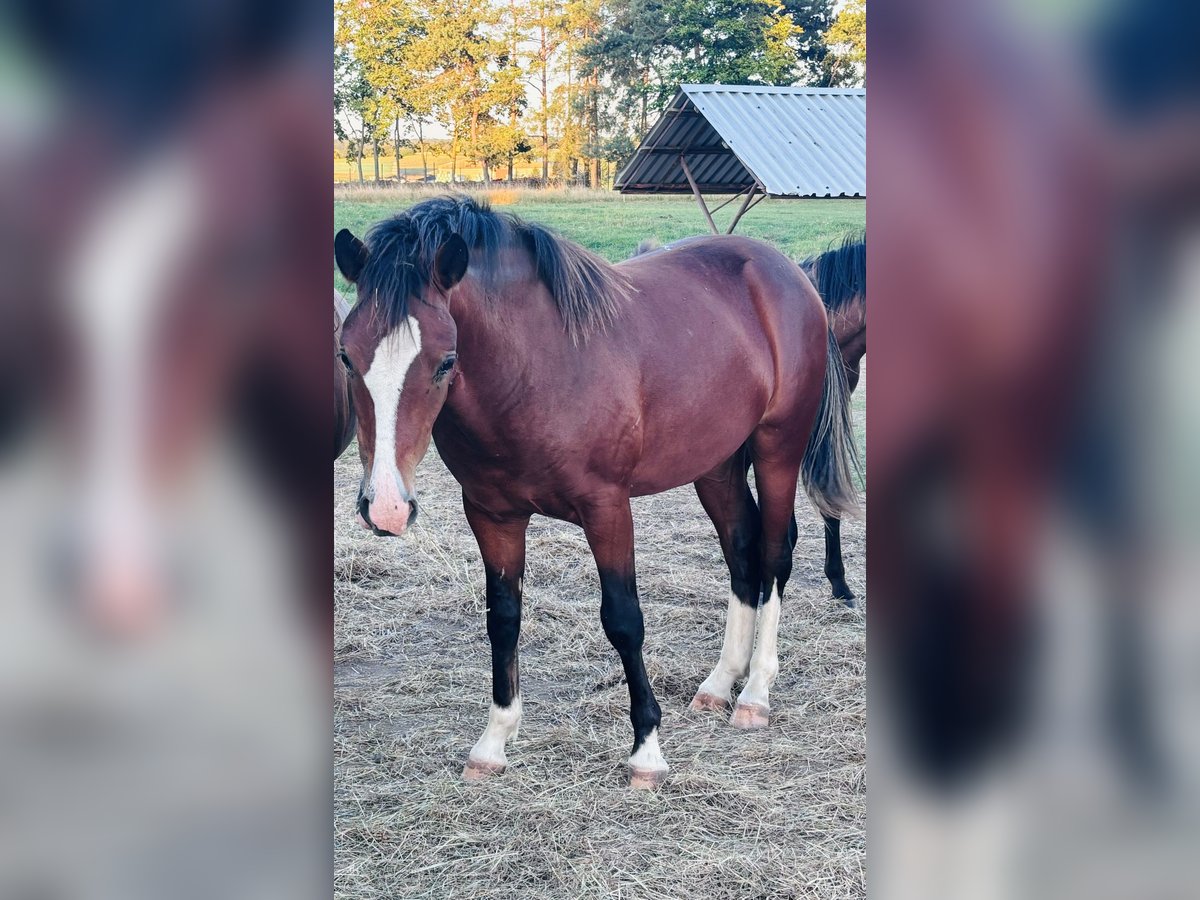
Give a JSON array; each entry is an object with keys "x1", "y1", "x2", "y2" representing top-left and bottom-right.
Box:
[
  {"x1": 801, "y1": 233, "x2": 866, "y2": 606},
  {"x1": 334, "y1": 289, "x2": 357, "y2": 459},
  {"x1": 335, "y1": 195, "x2": 859, "y2": 787},
  {"x1": 635, "y1": 233, "x2": 867, "y2": 607}
]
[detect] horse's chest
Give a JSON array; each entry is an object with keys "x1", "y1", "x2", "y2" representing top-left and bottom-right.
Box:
[{"x1": 431, "y1": 422, "x2": 584, "y2": 520}]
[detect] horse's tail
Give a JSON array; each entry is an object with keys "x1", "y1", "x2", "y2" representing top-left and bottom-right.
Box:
[{"x1": 801, "y1": 329, "x2": 861, "y2": 519}]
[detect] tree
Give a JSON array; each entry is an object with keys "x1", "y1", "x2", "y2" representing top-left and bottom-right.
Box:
[
  {"x1": 334, "y1": 43, "x2": 389, "y2": 183},
  {"x1": 587, "y1": 0, "x2": 808, "y2": 148},
  {"x1": 779, "y1": 0, "x2": 837, "y2": 84},
  {"x1": 332, "y1": 0, "x2": 864, "y2": 186},
  {"x1": 664, "y1": 0, "x2": 802, "y2": 86},
  {"x1": 525, "y1": 0, "x2": 566, "y2": 181},
  {"x1": 335, "y1": 0, "x2": 413, "y2": 182},
  {"x1": 822, "y1": 0, "x2": 865, "y2": 87},
  {"x1": 558, "y1": 0, "x2": 604, "y2": 180},
  {"x1": 408, "y1": 0, "x2": 526, "y2": 182}
]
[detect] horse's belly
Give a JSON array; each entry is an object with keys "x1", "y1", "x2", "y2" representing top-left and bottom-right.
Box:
[{"x1": 628, "y1": 401, "x2": 766, "y2": 496}]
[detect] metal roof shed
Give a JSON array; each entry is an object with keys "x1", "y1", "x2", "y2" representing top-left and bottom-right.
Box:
[{"x1": 614, "y1": 85, "x2": 865, "y2": 232}]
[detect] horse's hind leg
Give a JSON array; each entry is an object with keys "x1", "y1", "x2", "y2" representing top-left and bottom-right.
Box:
[
  {"x1": 730, "y1": 450, "x2": 801, "y2": 729},
  {"x1": 691, "y1": 451, "x2": 761, "y2": 712},
  {"x1": 823, "y1": 513, "x2": 856, "y2": 606},
  {"x1": 580, "y1": 493, "x2": 667, "y2": 789}
]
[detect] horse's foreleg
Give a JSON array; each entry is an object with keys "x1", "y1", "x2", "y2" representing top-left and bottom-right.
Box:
[
  {"x1": 462, "y1": 498, "x2": 529, "y2": 780},
  {"x1": 824, "y1": 514, "x2": 856, "y2": 606},
  {"x1": 582, "y1": 496, "x2": 667, "y2": 789}
]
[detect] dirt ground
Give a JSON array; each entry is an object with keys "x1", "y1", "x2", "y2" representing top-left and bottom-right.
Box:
[{"x1": 334, "y1": 427, "x2": 866, "y2": 899}]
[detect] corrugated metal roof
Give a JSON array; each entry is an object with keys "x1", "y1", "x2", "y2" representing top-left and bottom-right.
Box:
[{"x1": 614, "y1": 85, "x2": 865, "y2": 198}]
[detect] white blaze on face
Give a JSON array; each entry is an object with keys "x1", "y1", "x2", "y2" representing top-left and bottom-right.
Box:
[
  {"x1": 362, "y1": 319, "x2": 422, "y2": 534},
  {"x1": 63, "y1": 149, "x2": 202, "y2": 631}
]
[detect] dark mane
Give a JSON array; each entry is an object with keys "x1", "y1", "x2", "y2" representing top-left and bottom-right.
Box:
[
  {"x1": 801, "y1": 231, "x2": 866, "y2": 313},
  {"x1": 357, "y1": 194, "x2": 632, "y2": 344}
]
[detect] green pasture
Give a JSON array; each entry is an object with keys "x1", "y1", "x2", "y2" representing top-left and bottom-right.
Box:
[{"x1": 334, "y1": 191, "x2": 863, "y2": 266}]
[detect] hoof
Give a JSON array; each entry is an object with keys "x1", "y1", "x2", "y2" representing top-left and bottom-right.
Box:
[
  {"x1": 462, "y1": 758, "x2": 506, "y2": 781},
  {"x1": 832, "y1": 583, "x2": 856, "y2": 607},
  {"x1": 629, "y1": 766, "x2": 668, "y2": 790},
  {"x1": 690, "y1": 691, "x2": 731, "y2": 712},
  {"x1": 730, "y1": 702, "x2": 770, "y2": 729}
]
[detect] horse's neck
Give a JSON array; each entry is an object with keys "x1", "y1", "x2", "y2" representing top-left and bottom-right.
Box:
[
  {"x1": 829, "y1": 294, "x2": 867, "y2": 357},
  {"x1": 447, "y1": 265, "x2": 558, "y2": 385},
  {"x1": 443, "y1": 256, "x2": 610, "y2": 440}
]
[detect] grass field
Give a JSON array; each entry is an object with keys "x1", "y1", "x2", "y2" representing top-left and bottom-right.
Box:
[
  {"x1": 334, "y1": 185, "x2": 864, "y2": 279},
  {"x1": 334, "y1": 190, "x2": 866, "y2": 899}
]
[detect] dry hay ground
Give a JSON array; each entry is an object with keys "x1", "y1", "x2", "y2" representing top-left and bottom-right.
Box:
[{"x1": 335, "y1": 440, "x2": 865, "y2": 898}]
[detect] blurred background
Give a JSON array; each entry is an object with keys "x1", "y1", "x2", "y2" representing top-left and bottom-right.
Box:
[
  {"x1": 869, "y1": 0, "x2": 1200, "y2": 898},
  {"x1": 0, "y1": 1, "x2": 331, "y2": 897}
]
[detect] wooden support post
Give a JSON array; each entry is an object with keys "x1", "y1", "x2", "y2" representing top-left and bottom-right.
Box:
[
  {"x1": 709, "y1": 184, "x2": 752, "y2": 216},
  {"x1": 680, "y1": 155, "x2": 719, "y2": 235},
  {"x1": 726, "y1": 184, "x2": 764, "y2": 234}
]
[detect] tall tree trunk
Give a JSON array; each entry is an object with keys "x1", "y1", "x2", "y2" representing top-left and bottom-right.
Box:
[
  {"x1": 356, "y1": 140, "x2": 365, "y2": 184},
  {"x1": 591, "y1": 76, "x2": 600, "y2": 187},
  {"x1": 566, "y1": 47, "x2": 574, "y2": 179},
  {"x1": 393, "y1": 118, "x2": 402, "y2": 182},
  {"x1": 470, "y1": 108, "x2": 479, "y2": 183},
  {"x1": 640, "y1": 68, "x2": 649, "y2": 136},
  {"x1": 540, "y1": 19, "x2": 549, "y2": 183},
  {"x1": 418, "y1": 119, "x2": 428, "y2": 179},
  {"x1": 508, "y1": 0, "x2": 518, "y2": 183},
  {"x1": 372, "y1": 139, "x2": 381, "y2": 183}
]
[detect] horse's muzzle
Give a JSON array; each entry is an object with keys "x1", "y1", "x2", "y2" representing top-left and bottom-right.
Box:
[{"x1": 357, "y1": 491, "x2": 418, "y2": 537}]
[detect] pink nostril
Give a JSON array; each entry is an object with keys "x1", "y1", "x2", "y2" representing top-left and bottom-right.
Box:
[
  {"x1": 365, "y1": 498, "x2": 412, "y2": 536},
  {"x1": 83, "y1": 556, "x2": 164, "y2": 638}
]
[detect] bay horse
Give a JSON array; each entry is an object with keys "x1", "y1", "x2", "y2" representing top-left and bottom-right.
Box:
[
  {"x1": 633, "y1": 233, "x2": 867, "y2": 608},
  {"x1": 800, "y1": 233, "x2": 865, "y2": 607},
  {"x1": 334, "y1": 289, "x2": 357, "y2": 459},
  {"x1": 335, "y1": 195, "x2": 859, "y2": 788}
]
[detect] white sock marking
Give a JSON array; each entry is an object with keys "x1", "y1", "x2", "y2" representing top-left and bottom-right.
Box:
[
  {"x1": 737, "y1": 587, "x2": 782, "y2": 710},
  {"x1": 696, "y1": 594, "x2": 757, "y2": 702},
  {"x1": 468, "y1": 696, "x2": 522, "y2": 768},
  {"x1": 629, "y1": 727, "x2": 668, "y2": 773}
]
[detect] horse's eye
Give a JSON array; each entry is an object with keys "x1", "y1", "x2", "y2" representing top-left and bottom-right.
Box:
[
  {"x1": 338, "y1": 349, "x2": 353, "y2": 373},
  {"x1": 434, "y1": 354, "x2": 457, "y2": 382}
]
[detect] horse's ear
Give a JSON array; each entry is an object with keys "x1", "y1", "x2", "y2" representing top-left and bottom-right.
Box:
[
  {"x1": 434, "y1": 234, "x2": 469, "y2": 290},
  {"x1": 335, "y1": 229, "x2": 367, "y2": 283}
]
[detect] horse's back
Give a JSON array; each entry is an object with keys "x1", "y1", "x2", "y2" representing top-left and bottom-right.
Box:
[
  {"x1": 619, "y1": 234, "x2": 824, "y2": 335},
  {"x1": 611, "y1": 235, "x2": 829, "y2": 493},
  {"x1": 621, "y1": 234, "x2": 828, "y2": 401}
]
